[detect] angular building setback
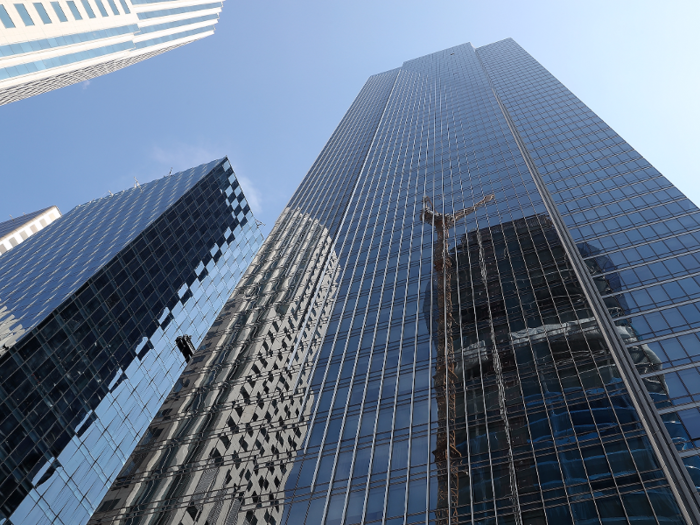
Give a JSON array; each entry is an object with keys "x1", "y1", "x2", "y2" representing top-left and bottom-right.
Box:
[
  {"x1": 0, "y1": 0, "x2": 223, "y2": 105},
  {"x1": 0, "y1": 206, "x2": 61, "y2": 255},
  {"x1": 91, "y1": 39, "x2": 700, "y2": 524},
  {"x1": 0, "y1": 158, "x2": 262, "y2": 524}
]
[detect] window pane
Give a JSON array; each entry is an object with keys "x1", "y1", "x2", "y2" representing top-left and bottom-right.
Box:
[
  {"x1": 117, "y1": 0, "x2": 128, "y2": 13},
  {"x1": 93, "y1": 0, "x2": 106, "y2": 16},
  {"x1": 50, "y1": 1, "x2": 66, "y2": 20},
  {"x1": 14, "y1": 3, "x2": 34, "y2": 25},
  {"x1": 105, "y1": 0, "x2": 117, "y2": 14},
  {"x1": 0, "y1": 4, "x2": 15, "y2": 27},
  {"x1": 66, "y1": 0, "x2": 81, "y2": 19},
  {"x1": 79, "y1": 0, "x2": 94, "y2": 17},
  {"x1": 33, "y1": 2, "x2": 51, "y2": 22}
]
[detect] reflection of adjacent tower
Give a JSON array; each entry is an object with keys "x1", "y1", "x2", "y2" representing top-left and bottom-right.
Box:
[
  {"x1": 582, "y1": 246, "x2": 696, "y2": 454},
  {"x1": 428, "y1": 212, "x2": 644, "y2": 522},
  {"x1": 89, "y1": 208, "x2": 340, "y2": 525}
]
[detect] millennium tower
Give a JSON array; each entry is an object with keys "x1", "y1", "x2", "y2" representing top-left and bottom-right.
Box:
[
  {"x1": 91, "y1": 40, "x2": 700, "y2": 524},
  {"x1": 0, "y1": 0, "x2": 224, "y2": 105},
  {"x1": 0, "y1": 159, "x2": 262, "y2": 524}
]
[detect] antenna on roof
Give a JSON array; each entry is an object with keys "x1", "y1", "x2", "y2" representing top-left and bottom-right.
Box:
[
  {"x1": 108, "y1": 190, "x2": 113, "y2": 196},
  {"x1": 168, "y1": 167, "x2": 173, "y2": 176},
  {"x1": 134, "y1": 177, "x2": 143, "y2": 192}
]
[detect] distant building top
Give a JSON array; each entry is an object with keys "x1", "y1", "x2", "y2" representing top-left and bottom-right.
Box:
[
  {"x1": 0, "y1": 0, "x2": 224, "y2": 105},
  {"x1": 0, "y1": 158, "x2": 223, "y2": 337},
  {"x1": 0, "y1": 205, "x2": 60, "y2": 255}
]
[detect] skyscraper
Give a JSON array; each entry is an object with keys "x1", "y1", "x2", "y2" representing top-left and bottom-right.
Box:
[
  {"x1": 0, "y1": 206, "x2": 61, "y2": 255},
  {"x1": 0, "y1": 158, "x2": 262, "y2": 524},
  {"x1": 91, "y1": 39, "x2": 700, "y2": 525},
  {"x1": 0, "y1": 0, "x2": 223, "y2": 105}
]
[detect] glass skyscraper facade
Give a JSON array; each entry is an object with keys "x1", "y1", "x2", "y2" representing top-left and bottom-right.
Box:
[
  {"x1": 0, "y1": 158, "x2": 262, "y2": 524},
  {"x1": 0, "y1": 0, "x2": 223, "y2": 105},
  {"x1": 90, "y1": 39, "x2": 700, "y2": 524}
]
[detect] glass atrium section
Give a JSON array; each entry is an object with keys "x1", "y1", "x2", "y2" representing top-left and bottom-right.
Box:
[
  {"x1": 91, "y1": 42, "x2": 700, "y2": 524},
  {"x1": 0, "y1": 158, "x2": 262, "y2": 525}
]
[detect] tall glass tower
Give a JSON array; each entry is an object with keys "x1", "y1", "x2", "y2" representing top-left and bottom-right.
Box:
[
  {"x1": 0, "y1": 158, "x2": 262, "y2": 525},
  {"x1": 90, "y1": 39, "x2": 700, "y2": 524}
]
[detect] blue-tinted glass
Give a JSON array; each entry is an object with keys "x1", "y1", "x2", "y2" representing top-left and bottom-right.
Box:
[
  {"x1": 93, "y1": 0, "x2": 106, "y2": 15},
  {"x1": 136, "y1": 1, "x2": 219, "y2": 19},
  {"x1": 79, "y1": 0, "x2": 94, "y2": 17},
  {"x1": 0, "y1": 24, "x2": 137, "y2": 59},
  {"x1": 0, "y1": 4, "x2": 15, "y2": 26},
  {"x1": 66, "y1": 1, "x2": 81, "y2": 19},
  {"x1": 50, "y1": 1, "x2": 66, "y2": 20},
  {"x1": 0, "y1": 41, "x2": 132, "y2": 84},
  {"x1": 14, "y1": 3, "x2": 34, "y2": 25},
  {"x1": 32, "y1": 2, "x2": 50, "y2": 22}
]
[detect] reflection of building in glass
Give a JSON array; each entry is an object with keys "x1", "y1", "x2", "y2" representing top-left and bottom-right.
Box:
[
  {"x1": 90, "y1": 209, "x2": 339, "y2": 525},
  {"x1": 0, "y1": 206, "x2": 61, "y2": 255},
  {"x1": 478, "y1": 39, "x2": 700, "y2": 499},
  {"x1": 0, "y1": 158, "x2": 261, "y2": 525},
  {"x1": 95, "y1": 39, "x2": 700, "y2": 523},
  {"x1": 436, "y1": 214, "x2": 656, "y2": 522},
  {"x1": 583, "y1": 244, "x2": 700, "y2": 487}
]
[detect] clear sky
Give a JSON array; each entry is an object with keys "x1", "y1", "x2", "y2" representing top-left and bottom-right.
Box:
[{"x1": 0, "y1": 0, "x2": 698, "y2": 238}]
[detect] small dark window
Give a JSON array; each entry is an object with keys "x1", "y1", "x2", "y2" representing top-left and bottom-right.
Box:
[{"x1": 97, "y1": 499, "x2": 120, "y2": 512}]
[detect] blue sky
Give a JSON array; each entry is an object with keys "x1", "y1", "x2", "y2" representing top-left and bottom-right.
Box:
[{"x1": 1, "y1": 0, "x2": 698, "y2": 238}]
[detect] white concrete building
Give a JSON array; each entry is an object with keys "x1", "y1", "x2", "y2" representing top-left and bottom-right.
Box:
[
  {"x1": 0, "y1": 0, "x2": 222, "y2": 104},
  {"x1": 0, "y1": 205, "x2": 61, "y2": 254}
]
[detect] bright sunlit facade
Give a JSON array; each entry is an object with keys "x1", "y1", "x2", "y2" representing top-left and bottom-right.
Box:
[
  {"x1": 0, "y1": 206, "x2": 61, "y2": 255},
  {"x1": 0, "y1": 0, "x2": 222, "y2": 105}
]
